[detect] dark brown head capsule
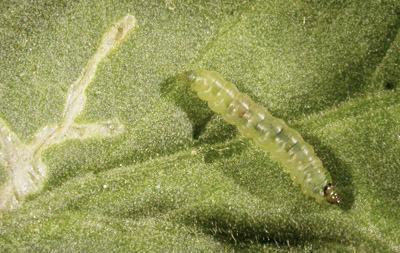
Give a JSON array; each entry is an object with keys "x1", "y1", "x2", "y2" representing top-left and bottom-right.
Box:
[{"x1": 323, "y1": 183, "x2": 341, "y2": 205}]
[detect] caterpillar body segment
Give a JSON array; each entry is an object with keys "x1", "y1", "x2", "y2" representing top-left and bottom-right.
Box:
[{"x1": 184, "y1": 69, "x2": 340, "y2": 205}]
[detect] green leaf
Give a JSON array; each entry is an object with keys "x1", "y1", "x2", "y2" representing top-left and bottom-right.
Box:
[{"x1": 1, "y1": 1, "x2": 399, "y2": 251}]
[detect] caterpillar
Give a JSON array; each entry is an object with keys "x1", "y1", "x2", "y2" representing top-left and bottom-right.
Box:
[{"x1": 182, "y1": 69, "x2": 340, "y2": 205}]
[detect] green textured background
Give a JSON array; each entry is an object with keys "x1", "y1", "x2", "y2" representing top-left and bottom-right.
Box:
[{"x1": 1, "y1": 0, "x2": 400, "y2": 251}]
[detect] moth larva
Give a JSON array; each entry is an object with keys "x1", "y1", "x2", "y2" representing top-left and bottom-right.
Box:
[{"x1": 183, "y1": 69, "x2": 340, "y2": 205}]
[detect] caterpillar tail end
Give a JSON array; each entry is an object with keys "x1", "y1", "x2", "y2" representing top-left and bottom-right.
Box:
[{"x1": 323, "y1": 183, "x2": 341, "y2": 205}]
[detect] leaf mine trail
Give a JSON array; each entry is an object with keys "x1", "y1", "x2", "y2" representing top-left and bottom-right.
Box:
[{"x1": 0, "y1": 14, "x2": 137, "y2": 211}]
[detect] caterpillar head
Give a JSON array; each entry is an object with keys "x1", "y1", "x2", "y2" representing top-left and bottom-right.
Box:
[
  {"x1": 323, "y1": 183, "x2": 340, "y2": 205},
  {"x1": 183, "y1": 71, "x2": 197, "y2": 83}
]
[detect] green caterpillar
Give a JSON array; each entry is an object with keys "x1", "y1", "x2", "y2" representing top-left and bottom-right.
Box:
[{"x1": 183, "y1": 69, "x2": 340, "y2": 205}]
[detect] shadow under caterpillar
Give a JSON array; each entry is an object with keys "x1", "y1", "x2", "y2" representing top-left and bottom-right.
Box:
[{"x1": 182, "y1": 69, "x2": 340, "y2": 205}]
